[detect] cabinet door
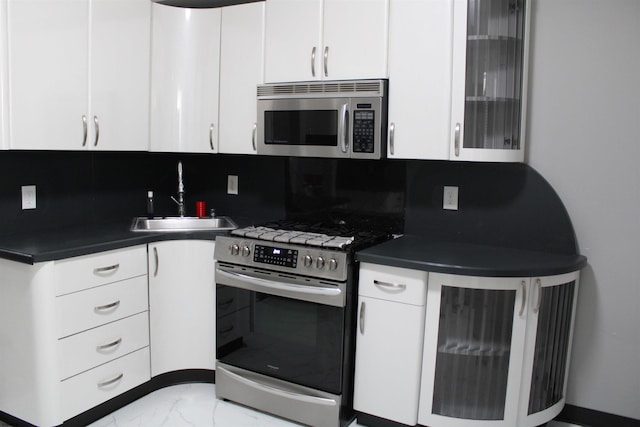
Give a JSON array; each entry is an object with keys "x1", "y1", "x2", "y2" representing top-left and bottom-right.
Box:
[
  {"x1": 419, "y1": 273, "x2": 528, "y2": 427},
  {"x1": 148, "y1": 240, "x2": 216, "y2": 376},
  {"x1": 518, "y1": 271, "x2": 579, "y2": 427},
  {"x1": 90, "y1": 0, "x2": 150, "y2": 151},
  {"x1": 387, "y1": 0, "x2": 452, "y2": 160},
  {"x1": 322, "y1": 0, "x2": 388, "y2": 80},
  {"x1": 264, "y1": 0, "x2": 322, "y2": 83},
  {"x1": 218, "y1": 2, "x2": 264, "y2": 155},
  {"x1": 8, "y1": 0, "x2": 89, "y2": 150},
  {"x1": 150, "y1": 4, "x2": 220, "y2": 153},
  {"x1": 0, "y1": 0, "x2": 8, "y2": 149}
]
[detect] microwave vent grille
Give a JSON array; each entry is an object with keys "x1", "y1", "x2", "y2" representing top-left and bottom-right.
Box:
[{"x1": 257, "y1": 80, "x2": 385, "y2": 97}]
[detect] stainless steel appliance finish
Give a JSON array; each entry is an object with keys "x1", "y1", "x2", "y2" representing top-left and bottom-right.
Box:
[{"x1": 257, "y1": 79, "x2": 388, "y2": 159}]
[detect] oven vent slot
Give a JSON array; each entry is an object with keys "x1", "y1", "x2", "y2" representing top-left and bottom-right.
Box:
[{"x1": 257, "y1": 80, "x2": 386, "y2": 98}]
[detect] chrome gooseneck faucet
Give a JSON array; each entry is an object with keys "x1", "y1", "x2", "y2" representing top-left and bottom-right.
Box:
[{"x1": 170, "y1": 161, "x2": 186, "y2": 217}]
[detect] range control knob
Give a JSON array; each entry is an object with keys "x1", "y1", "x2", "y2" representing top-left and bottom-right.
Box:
[
  {"x1": 241, "y1": 246, "x2": 251, "y2": 257},
  {"x1": 229, "y1": 244, "x2": 240, "y2": 256},
  {"x1": 303, "y1": 255, "x2": 313, "y2": 267},
  {"x1": 328, "y1": 258, "x2": 338, "y2": 271},
  {"x1": 316, "y1": 256, "x2": 325, "y2": 269}
]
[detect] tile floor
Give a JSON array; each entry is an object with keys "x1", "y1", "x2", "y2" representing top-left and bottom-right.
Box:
[{"x1": 0, "y1": 383, "x2": 584, "y2": 427}]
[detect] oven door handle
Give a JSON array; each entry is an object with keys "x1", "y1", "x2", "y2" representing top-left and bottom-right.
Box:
[{"x1": 216, "y1": 267, "x2": 342, "y2": 299}]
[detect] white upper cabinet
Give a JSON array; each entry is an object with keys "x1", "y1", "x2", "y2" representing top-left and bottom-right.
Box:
[
  {"x1": 150, "y1": 4, "x2": 221, "y2": 153},
  {"x1": 386, "y1": 0, "x2": 453, "y2": 160},
  {"x1": 0, "y1": 0, "x2": 8, "y2": 150},
  {"x1": 7, "y1": 0, "x2": 150, "y2": 151},
  {"x1": 218, "y1": 1, "x2": 264, "y2": 155},
  {"x1": 264, "y1": 0, "x2": 388, "y2": 83}
]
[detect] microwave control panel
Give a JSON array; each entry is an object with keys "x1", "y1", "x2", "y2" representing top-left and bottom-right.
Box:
[{"x1": 352, "y1": 109, "x2": 375, "y2": 154}]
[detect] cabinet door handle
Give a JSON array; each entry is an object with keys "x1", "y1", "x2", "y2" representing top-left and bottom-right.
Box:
[
  {"x1": 323, "y1": 46, "x2": 329, "y2": 77},
  {"x1": 311, "y1": 46, "x2": 317, "y2": 77},
  {"x1": 359, "y1": 301, "x2": 365, "y2": 334},
  {"x1": 252, "y1": 122, "x2": 257, "y2": 151},
  {"x1": 519, "y1": 280, "x2": 527, "y2": 316},
  {"x1": 96, "y1": 337, "x2": 122, "y2": 352},
  {"x1": 533, "y1": 278, "x2": 542, "y2": 314},
  {"x1": 388, "y1": 123, "x2": 395, "y2": 155},
  {"x1": 82, "y1": 115, "x2": 88, "y2": 147},
  {"x1": 97, "y1": 373, "x2": 123, "y2": 388},
  {"x1": 94, "y1": 300, "x2": 121, "y2": 312},
  {"x1": 374, "y1": 279, "x2": 406, "y2": 291},
  {"x1": 454, "y1": 122, "x2": 461, "y2": 157},
  {"x1": 93, "y1": 115, "x2": 100, "y2": 146},
  {"x1": 153, "y1": 247, "x2": 159, "y2": 277},
  {"x1": 94, "y1": 264, "x2": 119, "y2": 274},
  {"x1": 209, "y1": 123, "x2": 215, "y2": 150}
]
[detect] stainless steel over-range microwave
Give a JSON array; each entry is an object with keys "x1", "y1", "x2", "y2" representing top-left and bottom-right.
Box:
[{"x1": 256, "y1": 79, "x2": 388, "y2": 159}]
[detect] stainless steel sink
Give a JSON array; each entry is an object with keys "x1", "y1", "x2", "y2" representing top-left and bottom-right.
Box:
[{"x1": 131, "y1": 216, "x2": 238, "y2": 232}]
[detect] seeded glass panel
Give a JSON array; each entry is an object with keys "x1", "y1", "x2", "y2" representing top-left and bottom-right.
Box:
[
  {"x1": 464, "y1": 0, "x2": 526, "y2": 149},
  {"x1": 528, "y1": 281, "x2": 576, "y2": 414},
  {"x1": 433, "y1": 286, "x2": 516, "y2": 420}
]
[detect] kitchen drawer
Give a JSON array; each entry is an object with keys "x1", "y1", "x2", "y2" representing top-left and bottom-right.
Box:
[
  {"x1": 359, "y1": 263, "x2": 427, "y2": 305},
  {"x1": 55, "y1": 245, "x2": 147, "y2": 296},
  {"x1": 217, "y1": 306, "x2": 250, "y2": 349},
  {"x1": 58, "y1": 312, "x2": 150, "y2": 380},
  {"x1": 216, "y1": 285, "x2": 250, "y2": 318},
  {"x1": 60, "y1": 347, "x2": 150, "y2": 421},
  {"x1": 57, "y1": 275, "x2": 148, "y2": 338}
]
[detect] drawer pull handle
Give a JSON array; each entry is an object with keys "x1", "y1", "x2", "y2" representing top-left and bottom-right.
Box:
[
  {"x1": 219, "y1": 325, "x2": 235, "y2": 336},
  {"x1": 96, "y1": 338, "x2": 122, "y2": 352},
  {"x1": 373, "y1": 280, "x2": 406, "y2": 290},
  {"x1": 97, "y1": 373, "x2": 124, "y2": 388},
  {"x1": 95, "y1": 264, "x2": 120, "y2": 273},
  {"x1": 95, "y1": 300, "x2": 120, "y2": 312}
]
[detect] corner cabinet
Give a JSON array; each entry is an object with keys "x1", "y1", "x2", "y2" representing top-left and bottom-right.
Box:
[
  {"x1": 150, "y1": 3, "x2": 221, "y2": 153},
  {"x1": 7, "y1": 0, "x2": 150, "y2": 151},
  {"x1": 418, "y1": 271, "x2": 579, "y2": 427},
  {"x1": 263, "y1": 0, "x2": 388, "y2": 83}
]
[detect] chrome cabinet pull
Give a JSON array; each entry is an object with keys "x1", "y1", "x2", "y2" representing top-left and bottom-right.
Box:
[
  {"x1": 339, "y1": 103, "x2": 349, "y2": 153},
  {"x1": 252, "y1": 122, "x2": 257, "y2": 151},
  {"x1": 389, "y1": 122, "x2": 395, "y2": 155},
  {"x1": 97, "y1": 373, "x2": 123, "y2": 388},
  {"x1": 359, "y1": 301, "x2": 365, "y2": 334},
  {"x1": 374, "y1": 279, "x2": 406, "y2": 290},
  {"x1": 209, "y1": 123, "x2": 215, "y2": 150},
  {"x1": 93, "y1": 115, "x2": 100, "y2": 146},
  {"x1": 153, "y1": 247, "x2": 159, "y2": 277},
  {"x1": 519, "y1": 280, "x2": 527, "y2": 316},
  {"x1": 94, "y1": 300, "x2": 120, "y2": 312},
  {"x1": 96, "y1": 338, "x2": 122, "y2": 352},
  {"x1": 94, "y1": 264, "x2": 119, "y2": 273},
  {"x1": 311, "y1": 46, "x2": 317, "y2": 77},
  {"x1": 454, "y1": 123, "x2": 461, "y2": 157},
  {"x1": 323, "y1": 46, "x2": 329, "y2": 77},
  {"x1": 82, "y1": 115, "x2": 88, "y2": 146},
  {"x1": 533, "y1": 278, "x2": 542, "y2": 314}
]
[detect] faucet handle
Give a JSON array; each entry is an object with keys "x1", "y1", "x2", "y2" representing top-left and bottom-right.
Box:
[{"x1": 210, "y1": 208, "x2": 216, "y2": 218}]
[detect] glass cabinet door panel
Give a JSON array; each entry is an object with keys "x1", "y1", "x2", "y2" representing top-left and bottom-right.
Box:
[{"x1": 432, "y1": 286, "x2": 516, "y2": 420}]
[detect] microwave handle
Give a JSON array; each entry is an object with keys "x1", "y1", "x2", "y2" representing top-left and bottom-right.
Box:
[{"x1": 339, "y1": 103, "x2": 349, "y2": 153}]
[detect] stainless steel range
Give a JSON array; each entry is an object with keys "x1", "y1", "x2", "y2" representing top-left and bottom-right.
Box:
[{"x1": 214, "y1": 219, "x2": 392, "y2": 427}]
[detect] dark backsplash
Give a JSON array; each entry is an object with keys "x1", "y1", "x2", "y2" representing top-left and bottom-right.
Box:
[{"x1": 0, "y1": 151, "x2": 578, "y2": 254}]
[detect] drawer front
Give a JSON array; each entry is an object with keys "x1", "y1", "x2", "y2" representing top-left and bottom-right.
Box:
[
  {"x1": 216, "y1": 285, "x2": 250, "y2": 318},
  {"x1": 58, "y1": 276, "x2": 149, "y2": 338},
  {"x1": 359, "y1": 263, "x2": 428, "y2": 305},
  {"x1": 59, "y1": 312, "x2": 150, "y2": 380},
  {"x1": 55, "y1": 245, "x2": 147, "y2": 296},
  {"x1": 61, "y1": 347, "x2": 150, "y2": 421}
]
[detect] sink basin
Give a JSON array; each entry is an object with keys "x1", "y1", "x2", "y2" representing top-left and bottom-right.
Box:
[{"x1": 131, "y1": 216, "x2": 238, "y2": 232}]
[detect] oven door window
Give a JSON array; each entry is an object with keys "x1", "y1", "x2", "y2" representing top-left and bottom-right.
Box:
[
  {"x1": 264, "y1": 110, "x2": 338, "y2": 146},
  {"x1": 217, "y1": 286, "x2": 344, "y2": 395}
]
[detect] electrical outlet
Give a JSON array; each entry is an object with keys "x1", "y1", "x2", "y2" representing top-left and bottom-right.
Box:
[
  {"x1": 443, "y1": 186, "x2": 458, "y2": 211},
  {"x1": 21, "y1": 185, "x2": 37, "y2": 210},
  {"x1": 227, "y1": 175, "x2": 238, "y2": 195}
]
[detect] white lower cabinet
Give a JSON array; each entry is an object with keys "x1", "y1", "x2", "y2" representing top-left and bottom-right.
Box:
[
  {"x1": 148, "y1": 240, "x2": 216, "y2": 376},
  {"x1": 354, "y1": 263, "x2": 428, "y2": 426}
]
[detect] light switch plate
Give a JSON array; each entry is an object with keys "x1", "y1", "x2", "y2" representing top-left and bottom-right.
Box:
[
  {"x1": 22, "y1": 185, "x2": 37, "y2": 210},
  {"x1": 227, "y1": 175, "x2": 238, "y2": 195},
  {"x1": 443, "y1": 186, "x2": 458, "y2": 210}
]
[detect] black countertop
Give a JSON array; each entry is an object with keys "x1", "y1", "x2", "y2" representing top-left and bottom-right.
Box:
[{"x1": 356, "y1": 235, "x2": 587, "y2": 277}]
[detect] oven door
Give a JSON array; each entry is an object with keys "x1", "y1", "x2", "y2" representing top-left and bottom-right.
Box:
[{"x1": 215, "y1": 263, "x2": 346, "y2": 395}]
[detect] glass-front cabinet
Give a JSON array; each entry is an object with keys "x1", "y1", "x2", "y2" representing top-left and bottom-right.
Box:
[{"x1": 451, "y1": 0, "x2": 529, "y2": 162}]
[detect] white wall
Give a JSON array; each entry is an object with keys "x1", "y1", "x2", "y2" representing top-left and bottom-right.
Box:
[{"x1": 526, "y1": 0, "x2": 640, "y2": 420}]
